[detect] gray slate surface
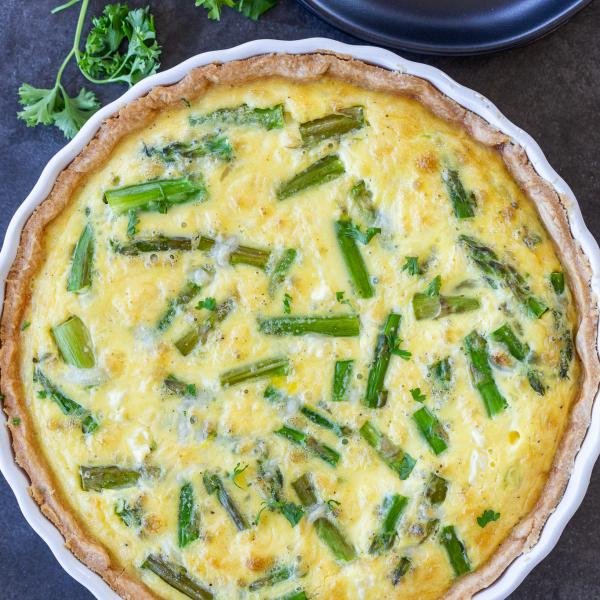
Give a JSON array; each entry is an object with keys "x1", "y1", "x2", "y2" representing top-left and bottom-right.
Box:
[{"x1": 0, "y1": 1, "x2": 598, "y2": 598}]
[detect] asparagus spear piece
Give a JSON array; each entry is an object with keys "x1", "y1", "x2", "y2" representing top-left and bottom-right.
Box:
[
  {"x1": 332, "y1": 359, "x2": 354, "y2": 402},
  {"x1": 256, "y1": 460, "x2": 304, "y2": 527},
  {"x1": 350, "y1": 179, "x2": 377, "y2": 221},
  {"x1": 491, "y1": 323, "x2": 528, "y2": 361},
  {"x1": 527, "y1": 370, "x2": 546, "y2": 396},
  {"x1": 369, "y1": 494, "x2": 408, "y2": 554},
  {"x1": 248, "y1": 565, "x2": 294, "y2": 591},
  {"x1": 412, "y1": 276, "x2": 480, "y2": 320},
  {"x1": 142, "y1": 554, "x2": 214, "y2": 600},
  {"x1": 550, "y1": 271, "x2": 565, "y2": 295},
  {"x1": 335, "y1": 219, "x2": 375, "y2": 299},
  {"x1": 190, "y1": 103, "x2": 285, "y2": 130},
  {"x1": 80, "y1": 465, "x2": 141, "y2": 491},
  {"x1": 299, "y1": 106, "x2": 365, "y2": 146},
  {"x1": 50, "y1": 315, "x2": 95, "y2": 368},
  {"x1": 277, "y1": 154, "x2": 345, "y2": 200},
  {"x1": 157, "y1": 281, "x2": 202, "y2": 331},
  {"x1": 67, "y1": 223, "x2": 94, "y2": 293},
  {"x1": 391, "y1": 556, "x2": 411, "y2": 585},
  {"x1": 164, "y1": 374, "x2": 197, "y2": 397},
  {"x1": 413, "y1": 407, "x2": 448, "y2": 455},
  {"x1": 112, "y1": 234, "x2": 271, "y2": 269},
  {"x1": 299, "y1": 405, "x2": 351, "y2": 437},
  {"x1": 359, "y1": 421, "x2": 416, "y2": 480},
  {"x1": 115, "y1": 499, "x2": 143, "y2": 529},
  {"x1": 144, "y1": 134, "x2": 234, "y2": 162},
  {"x1": 440, "y1": 525, "x2": 471, "y2": 576},
  {"x1": 275, "y1": 425, "x2": 340, "y2": 466},
  {"x1": 258, "y1": 314, "x2": 360, "y2": 337},
  {"x1": 459, "y1": 235, "x2": 548, "y2": 318},
  {"x1": 105, "y1": 177, "x2": 206, "y2": 215},
  {"x1": 275, "y1": 592, "x2": 308, "y2": 600},
  {"x1": 268, "y1": 248, "x2": 298, "y2": 296},
  {"x1": 442, "y1": 168, "x2": 476, "y2": 218},
  {"x1": 34, "y1": 368, "x2": 98, "y2": 433},
  {"x1": 429, "y1": 357, "x2": 452, "y2": 391},
  {"x1": 178, "y1": 482, "x2": 200, "y2": 548},
  {"x1": 364, "y1": 312, "x2": 401, "y2": 408},
  {"x1": 203, "y1": 472, "x2": 249, "y2": 531},
  {"x1": 220, "y1": 357, "x2": 289, "y2": 387},
  {"x1": 464, "y1": 331, "x2": 508, "y2": 417},
  {"x1": 292, "y1": 473, "x2": 356, "y2": 562},
  {"x1": 175, "y1": 297, "x2": 234, "y2": 356},
  {"x1": 426, "y1": 474, "x2": 449, "y2": 505}
]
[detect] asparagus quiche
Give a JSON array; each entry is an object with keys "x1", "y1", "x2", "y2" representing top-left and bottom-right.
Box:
[{"x1": 1, "y1": 53, "x2": 598, "y2": 600}]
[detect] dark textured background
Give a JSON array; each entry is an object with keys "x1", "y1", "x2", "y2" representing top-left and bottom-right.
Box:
[{"x1": 0, "y1": 1, "x2": 598, "y2": 598}]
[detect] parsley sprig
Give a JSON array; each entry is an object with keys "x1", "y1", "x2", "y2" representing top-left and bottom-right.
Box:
[
  {"x1": 195, "y1": 0, "x2": 277, "y2": 21},
  {"x1": 17, "y1": 1, "x2": 161, "y2": 139}
]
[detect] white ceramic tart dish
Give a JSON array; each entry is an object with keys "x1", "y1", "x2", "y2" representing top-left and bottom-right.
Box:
[{"x1": 1, "y1": 39, "x2": 599, "y2": 600}]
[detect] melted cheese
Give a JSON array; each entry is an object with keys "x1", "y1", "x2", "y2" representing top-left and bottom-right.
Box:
[{"x1": 20, "y1": 77, "x2": 579, "y2": 599}]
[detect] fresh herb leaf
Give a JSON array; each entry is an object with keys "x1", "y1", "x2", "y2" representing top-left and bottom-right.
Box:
[
  {"x1": 341, "y1": 222, "x2": 381, "y2": 245},
  {"x1": 283, "y1": 292, "x2": 292, "y2": 314},
  {"x1": 402, "y1": 256, "x2": 421, "y2": 276},
  {"x1": 11, "y1": 417, "x2": 21, "y2": 426},
  {"x1": 78, "y1": 5, "x2": 161, "y2": 87},
  {"x1": 196, "y1": 297, "x2": 217, "y2": 311},
  {"x1": 236, "y1": 0, "x2": 277, "y2": 20},
  {"x1": 410, "y1": 387, "x2": 426, "y2": 402},
  {"x1": 477, "y1": 509, "x2": 500, "y2": 528},
  {"x1": 21, "y1": 321, "x2": 31, "y2": 331},
  {"x1": 195, "y1": 0, "x2": 235, "y2": 19}
]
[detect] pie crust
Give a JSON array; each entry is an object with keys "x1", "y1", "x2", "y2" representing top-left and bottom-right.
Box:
[{"x1": 1, "y1": 52, "x2": 598, "y2": 600}]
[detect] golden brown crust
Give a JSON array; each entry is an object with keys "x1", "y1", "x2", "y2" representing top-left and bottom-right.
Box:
[{"x1": 1, "y1": 52, "x2": 598, "y2": 600}]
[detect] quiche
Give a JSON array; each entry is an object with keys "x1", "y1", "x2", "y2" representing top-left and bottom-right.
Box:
[{"x1": 1, "y1": 53, "x2": 599, "y2": 600}]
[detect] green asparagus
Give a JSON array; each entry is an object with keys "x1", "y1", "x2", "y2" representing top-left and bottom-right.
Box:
[
  {"x1": 442, "y1": 168, "x2": 476, "y2": 218},
  {"x1": 248, "y1": 565, "x2": 294, "y2": 591},
  {"x1": 459, "y1": 235, "x2": 548, "y2": 318},
  {"x1": 157, "y1": 281, "x2": 202, "y2": 331},
  {"x1": 277, "y1": 154, "x2": 345, "y2": 200},
  {"x1": 464, "y1": 331, "x2": 508, "y2": 417},
  {"x1": 429, "y1": 357, "x2": 452, "y2": 391},
  {"x1": 105, "y1": 177, "x2": 206, "y2": 215},
  {"x1": 332, "y1": 359, "x2": 354, "y2": 402},
  {"x1": 220, "y1": 357, "x2": 289, "y2": 387},
  {"x1": 364, "y1": 312, "x2": 401, "y2": 408},
  {"x1": 292, "y1": 473, "x2": 356, "y2": 562},
  {"x1": 426, "y1": 474, "x2": 449, "y2": 505},
  {"x1": 391, "y1": 556, "x2": 411, "y2": 585},
  {"x1": 335, "y1": 219, "x2": 375, "y2": 298},
  {"x1": 203, "y1": 472, "x2": 249, "y2": 531},
  {"x1": 256, "y1": 460, "x2": 304, "y2": 527},
  {"x1": 115, "y1": 498, "x2": 143, "y2": 529},
  {"x1": 80, "y1": 465, "x2": 141, "y2": 491},
  {"x1": 112, "y1": 234, "x2": 271, "y2": 269},
  {"x1": 300, "y1": 405, "x2": 351, "y2": 437},
  {"x1": 258, "y1": 314, "x2": 360, "y2": 337},
  {"x1": 440, "y1": 525, "x2": 471, "y2": 576},
  {"x1": 144, "y1": 134, "x2": 233, "y2": 162},
  {"x1": 359, "y1": 421, "x2": 416, "y2": 480},
  {"x1": 175, "y1": 297, "x2": 234, "y2": 356},
  {"x1": 349, "y1": 179, "x2": 377, "y2": 222},
  {"x1": 275, "y1": 592, "x2": 308, "y2": 600},
  {"x1": 178, "y1": 482, "x2": 200, "y2": 548},
  {"x1": 34, "y1": 368, "x2": 98, "y2": 433},
  {"x1": 142, "y1": 554, "x2": 214, "y2": 600},
  {"x1": 413, "y1": 407, "x2": 448, "y2": 455},
  {"x1": 275, "y1": 425, "x2": 340, "y2": 466},
  {"x1": 412, "y1": 276, "x2": 480, "y2": 320},
  {"x1": 369, "y1": 494, "x2": 408, "y2": 554},
  {"x1": 299, "y1": 106, "x2": 365, "y2": 146},
  {"x1": 190, "y1": 103, "x2": 284, "y2": 130},
  {"x1": 491, "y1": 323, "x2": 528, "y2": 361},
  {"x1": 51, "y1": 315, "x2": 95, "y2": 368},
  {"x1": 550, "y1": 271, "x2": 565, "y2": 295},
  {"x1": 67, "y1": 223, "x2": 94, "y2": 293},
  {"x1": 268, "y1": 248, "x2": 298, "y2": 296}
]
